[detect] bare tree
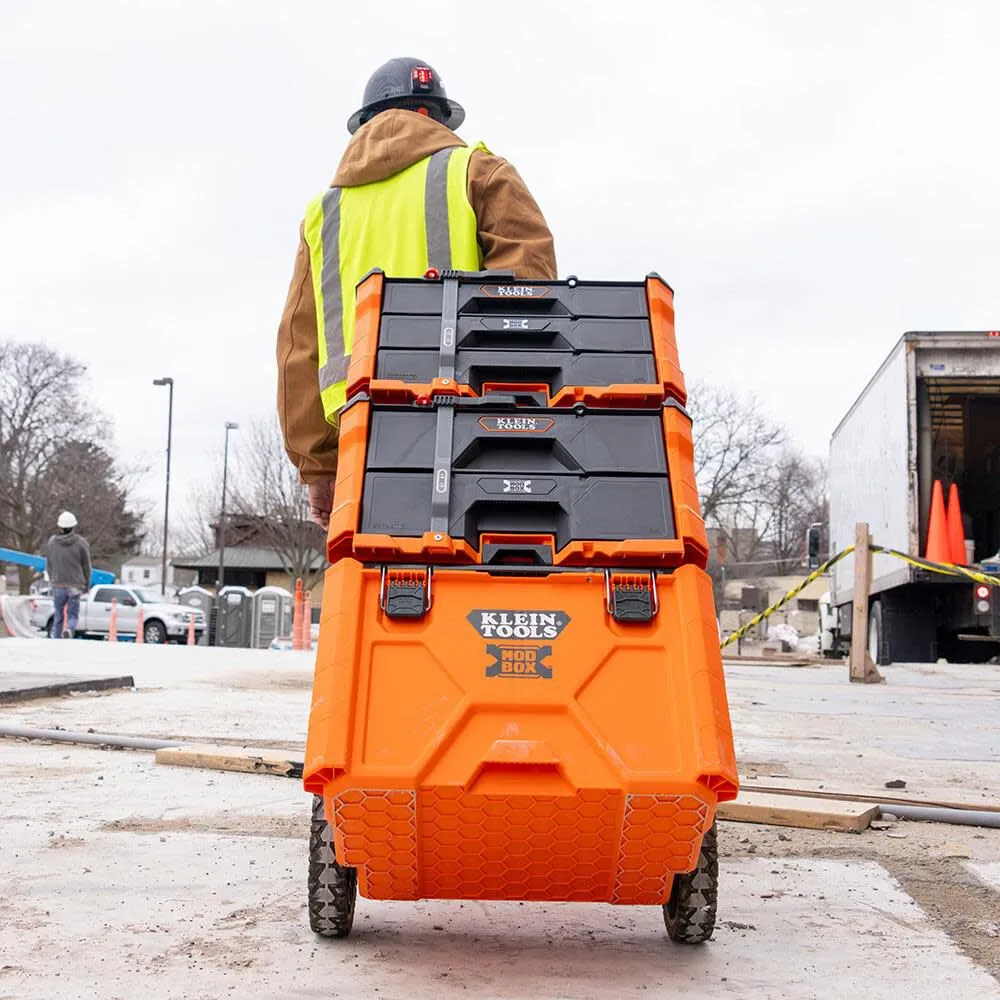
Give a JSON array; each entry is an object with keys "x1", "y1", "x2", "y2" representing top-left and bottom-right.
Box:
[
  {"x1": 0, "y1": 341, "x2": 144, "y2": 588},
  {"x1": 229, "y1": 418, "x2": 325, "y2": 589},
  {"x1": 172, "y1": 479, "x2": 221, "y2": 558},
  {"x1": 764, "y1": 452, "x2": 828, "y2": 573},
  {"x1": 688, "y1": 381, "x2": 786, "y2": 571}
]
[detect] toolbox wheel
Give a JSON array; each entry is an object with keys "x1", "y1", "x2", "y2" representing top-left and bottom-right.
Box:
[
  {"x1": 663, "y1": 821, "x2": 718, "y2": 944},
  {"x1": 308, "y1": 794, "x2": 358, "y2": 938}
]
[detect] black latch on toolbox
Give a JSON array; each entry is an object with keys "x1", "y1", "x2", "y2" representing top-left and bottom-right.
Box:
[
  {"x1": 605, "y1": 571, "x2": 659, "y2": 622},
  {"x1": 379, "y1": 567, "x2": 432, "y2": 619}
]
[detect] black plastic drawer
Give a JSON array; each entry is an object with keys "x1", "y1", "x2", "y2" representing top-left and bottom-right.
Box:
[
  {"x1": 380, "y1": 279, "x2": 649, "y2": 319},
  {"x1": 360, "y1": 472, "x2": 676, "y2": 550},
  {"x1": 378, "y1": 314, "x2": 653, "y2": 353},
  {"x1": 365, "y1": 408, "x2": 667, "y2": 476},
  {"x1": 375, "y1": 349, "x2": 658, "y2": 390}
]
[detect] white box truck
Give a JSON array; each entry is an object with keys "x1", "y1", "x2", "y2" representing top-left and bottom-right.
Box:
[{"x1": 829, "y1": 330, "x2": 1000, "y2": 664}]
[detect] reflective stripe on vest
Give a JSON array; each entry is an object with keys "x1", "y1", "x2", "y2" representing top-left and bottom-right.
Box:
[{"x1": 303, "y1": 143, "x2": 485, "y2": 420}]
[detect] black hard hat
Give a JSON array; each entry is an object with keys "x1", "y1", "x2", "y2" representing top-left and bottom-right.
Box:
[{"x1": 347, "y1": 58, "x2": 465, "y2": 135}]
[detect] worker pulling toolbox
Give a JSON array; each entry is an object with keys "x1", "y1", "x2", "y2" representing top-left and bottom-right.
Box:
[{"x1": 304, "y1": 269, "x2": 738, "y2": 944}]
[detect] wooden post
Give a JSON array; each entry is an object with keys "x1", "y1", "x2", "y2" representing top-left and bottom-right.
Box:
[
  {"x1": 108, "y1": 599, "x2": 118, "y2": 643},
  {"x1": 849, "y1": 522, "x2": 884, "y2": 684}
]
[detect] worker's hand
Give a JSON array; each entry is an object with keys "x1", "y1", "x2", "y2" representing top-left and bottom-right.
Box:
[{"x1": 307, "y1": 477, "x2": 336, "y2": 530}]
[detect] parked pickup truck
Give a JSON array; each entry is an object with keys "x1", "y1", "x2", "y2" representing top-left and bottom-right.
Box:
[{"x1": 30, "y1": 585, "x2": 205, "y2": 644}]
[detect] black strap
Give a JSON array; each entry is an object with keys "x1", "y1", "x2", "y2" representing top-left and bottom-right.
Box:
[{"x1": 429, "y1": 274, "x2": 461, "y2": 534}]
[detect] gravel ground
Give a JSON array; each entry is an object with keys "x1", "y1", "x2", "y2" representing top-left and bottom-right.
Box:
[{"x1": 1, "y1": 640, "x2": 998, "y2": 998}]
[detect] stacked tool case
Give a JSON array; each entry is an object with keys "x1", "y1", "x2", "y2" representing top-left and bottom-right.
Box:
[
  {"x1": 328, "y1": 269, "x2": 709, "y2": 575},
  {"x1": 305, "y1": 269, "x2": 737, "y2": 931}
]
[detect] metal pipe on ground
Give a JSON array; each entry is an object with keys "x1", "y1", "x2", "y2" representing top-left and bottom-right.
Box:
[
  {"x1": 881, "y1": 804, "x2": 1000, "y2": 829},
  {"x1": 0, "y1": 723, "x2": 182, "y2": 751}
]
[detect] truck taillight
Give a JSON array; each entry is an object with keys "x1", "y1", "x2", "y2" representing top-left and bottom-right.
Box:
[
  {"x1": 975, "y1": 584, "x2": 991, "y2": 614},
  {"x1": 976, "y1": 585, "x2": 990, "y2": 599}
]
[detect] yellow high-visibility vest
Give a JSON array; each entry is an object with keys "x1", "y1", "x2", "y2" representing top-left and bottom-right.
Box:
[{"x1": 303, "y1": 143, "x2": 486, "y2": 419}]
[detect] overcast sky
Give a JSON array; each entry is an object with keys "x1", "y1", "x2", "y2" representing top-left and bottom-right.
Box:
[{"x1": 2, "y1": 0, "x2": 999, "y2": 535}]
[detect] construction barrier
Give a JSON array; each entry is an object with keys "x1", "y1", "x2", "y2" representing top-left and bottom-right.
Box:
[
  {"x1": 719, "y1": 543, "x2": 1000, "y2": 650},
  {"x1": 0, "y1": 596, "x2": 44, "y2": 638}
]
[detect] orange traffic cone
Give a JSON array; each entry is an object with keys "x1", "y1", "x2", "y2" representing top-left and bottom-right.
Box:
[
  {"x1": 925, "y1": 480, "x2": 951, "y2": 564},
  {"x1": 293, "y1": 578, "x2": 305, "y2": 651},
  {"x1": 946, "y1": 483, "x2": 967, "y2": 566},
  {"x1": 304, "y1": 591, "x2": 313, "y2": 651}
]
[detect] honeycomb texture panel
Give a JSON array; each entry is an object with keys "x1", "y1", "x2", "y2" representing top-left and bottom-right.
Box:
[
  {"x1": 330, "y1": 787, "x2": 712, "y2": 903},
  {"x1": 332, "y1": 789, "x2": 419, "y2": 900},
  {"x1": 612, "y1": 794, "x2": 710, "y2": 904},
  {"x1": 418, "y1": 787, "x2": 621, "y2": 901}
]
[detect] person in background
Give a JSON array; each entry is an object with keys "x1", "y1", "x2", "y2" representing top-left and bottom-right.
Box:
[
  {"x1": 277, "y1": 57, "x2": 557, "y2": 528},
  {"x1": 46, "y1": 511, "x2": 91, "y2": 638}
]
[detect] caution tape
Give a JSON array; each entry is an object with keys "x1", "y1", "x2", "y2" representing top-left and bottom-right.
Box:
[
  {"x1": 719, "y1": 546, "x2": 856, "y2": 649},
  {"x1": 719, "y1": 542, "x2": 1000, "y2": 650},
  {"x1": 870, "y1": 546, "x2": 1000, "y2": 588}
]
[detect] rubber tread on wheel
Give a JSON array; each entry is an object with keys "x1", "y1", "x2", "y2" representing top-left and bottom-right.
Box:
[
  {"x1": 308, "y1": 794, "x2": 358, "y2": 938},
  {"x1": 663, "y1": 820, "x2": 719, "y2": 944}
]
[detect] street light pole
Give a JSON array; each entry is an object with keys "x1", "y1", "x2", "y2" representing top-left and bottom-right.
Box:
[
  {"x1": 152, "y1": 377, "x2": 174, "y2": 595},
  {"x1": 218, "y1": 421, "x2": 239, "y2": 591}
]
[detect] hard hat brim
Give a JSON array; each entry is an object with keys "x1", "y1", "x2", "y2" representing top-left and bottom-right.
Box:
[{"x1": 347, "y1": 98, "x2": 466, "y2": 135}]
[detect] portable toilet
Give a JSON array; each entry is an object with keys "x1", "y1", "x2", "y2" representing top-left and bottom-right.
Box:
[
  {"x1": 178, "y1": 586, "x2": 215, "y2": 645},
  {"x1": 216, "y1": 586, "x2": 254, "y2": 648},
  {"x1": 252, "y1": 586, "x2": 293, "y2": 649}
]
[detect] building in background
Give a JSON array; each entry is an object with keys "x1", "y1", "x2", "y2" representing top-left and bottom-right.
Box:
[
  {"x1": 172, "y1": 546, "x2": 323, "y2": 598},
  {"x1": 120, "y1": 555, "x2": 197, "y2": 592}
]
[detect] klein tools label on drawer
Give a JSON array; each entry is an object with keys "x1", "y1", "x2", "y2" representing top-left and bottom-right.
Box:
[
  {"x1": 479, "y1": 284, "x2": 551, "y2": 299},
  {"x1": 478, "y1": 415, "x2": 555, "y2": 433}
]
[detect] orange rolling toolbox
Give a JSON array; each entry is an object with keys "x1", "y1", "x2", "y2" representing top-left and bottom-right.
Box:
[{"x1": 305, "y1": 270, "x2": 738, "y2": 944}]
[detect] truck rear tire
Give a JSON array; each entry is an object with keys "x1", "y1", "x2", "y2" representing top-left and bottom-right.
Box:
[{"x1": 867, "y1": 600, "x2": 885, "y2": 666}]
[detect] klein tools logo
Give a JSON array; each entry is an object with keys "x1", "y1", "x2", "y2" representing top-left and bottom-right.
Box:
[
  {"x1": 485, "y1": 644, "x2": 552, "y2": 679},
  {"x1": 479, "y1": 416, "x2": 554, "y2": 433},
  {"x1": 467, "y1": 609, "x2": 571, "y2": 640},
  {"x1": 479, "y1": 284, "x2": 551, "y2": 299},
  {"x1": 468, "y1": 611, "x2": 569, "y2": 680}
]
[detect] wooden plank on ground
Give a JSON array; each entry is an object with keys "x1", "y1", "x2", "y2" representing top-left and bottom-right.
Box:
[
  {"x1": 0, "y1": 673, "x2": 135, "y2": 703},
  {"x1": 742, "y1": 777, "x2": 1000, "y2": 815},
  {"x1": 718, "y1": 791, "x2": 878, "y2": 832},
  {"x1": 155, "y1": 745, "x2": 303, "y2": 779},
  {"x1": 721, "y1": 654, "x2": 816, "y2": 666}
]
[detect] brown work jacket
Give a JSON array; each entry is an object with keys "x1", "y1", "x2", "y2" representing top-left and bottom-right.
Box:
[{"x1": 276, "y1": 110, "x2": 558, "y2": 483}]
